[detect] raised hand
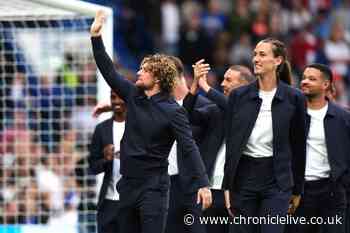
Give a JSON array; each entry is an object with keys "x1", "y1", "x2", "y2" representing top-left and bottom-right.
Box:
[
  {"x1": 198, "y1": 75, "x2": 211, "y2": 93},
  {"x1": 90, "y1": 9, "x2": 106, "y2": 37},
  {"x1": 92, "y1": 101, "x2": 112, "y2": 118},
  {"x1": 190, "y1": 59, "x2": 211, "y2": 94},
  {"x1": 192, "y1": 59, "x2": 210, "y2": 82}
]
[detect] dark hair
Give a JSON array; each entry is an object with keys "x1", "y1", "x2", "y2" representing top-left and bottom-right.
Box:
[
  {"x1": 260, "y1": 38, "x2": 292, "y2": 85},
  {"x1": 304, "y1": 63, "x2": 333, "y2": 83},
  {"x1": 229, "y1": 65, "x2": 256, "y2": 83}
]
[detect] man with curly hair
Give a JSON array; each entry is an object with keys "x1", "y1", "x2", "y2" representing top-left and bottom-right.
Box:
[{"x1": 90, "y1": 10, "x2": 212, "y2": 233}]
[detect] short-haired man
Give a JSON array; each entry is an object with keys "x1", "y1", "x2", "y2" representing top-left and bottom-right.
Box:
[
  {"x1": 291, "y1": 63, "x2": 350, "y2": 233},
  {"x1": 185, "y1": 60, "x2": 255, "y2": 233},
  {"x1": 88, "y1": 90, "x2": 126, "y2": 233}
]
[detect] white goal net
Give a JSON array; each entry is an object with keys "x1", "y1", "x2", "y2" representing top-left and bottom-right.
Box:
[{"x1": 0, "y1": 1, "x2": 112, "y2": 233}]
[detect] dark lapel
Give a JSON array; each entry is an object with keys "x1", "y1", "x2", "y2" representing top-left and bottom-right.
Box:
[
  {"x1": 324, "y1": 101, "x2": 336, "y2": 166},
  {"x1": 239, "y1": 81, "x2": 262, "y2": 153},
  {"x1": 104, "y1": 118, "x2": 115, "y2": 173},
  {"x1": 104, "y1": 118, "x2": 114, "y2": 145},
  {"x1": 271, "y1": 81, "x2": 286, "y2": 154}
]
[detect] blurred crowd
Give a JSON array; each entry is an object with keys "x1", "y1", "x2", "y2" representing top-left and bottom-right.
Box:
[
  {"x1": 0, "y1": 47, "x2": 98, "y2": 227},
  {"x1": 1, "y1": 0, "x2": 350, "y2": 231},
  {"x1": 113, "y1": 0, "x2": 350, "y2": 107}
]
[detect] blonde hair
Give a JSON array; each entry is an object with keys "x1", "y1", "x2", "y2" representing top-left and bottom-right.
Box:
[{"x1": 141, "y1": 54, "x2": 178, "y2": 93}]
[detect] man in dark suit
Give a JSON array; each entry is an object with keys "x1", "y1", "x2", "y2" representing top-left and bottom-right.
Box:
[
  {"x1": 166, "y1": 56, "x2": 213, "y2": 233},
  {"x1": 88, "y1": 90, "x2": 126, "y2": 233},
  {"x1": 90, "y1": 11, "x2": 211, "y2": 233},
  {"x1": 291, "y1": 63, "x2": 350, "y2": 233},
  {"x1": 91, "y1": 56, "x2": 212, "y2": 233},
  {"x1": 184, "y1": 61, "x2": 255, "y2": 233}
]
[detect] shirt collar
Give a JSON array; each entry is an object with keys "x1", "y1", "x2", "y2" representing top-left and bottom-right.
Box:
[
  {"x1": 135, "y1": 90, "x2": 169, "y2": 102},
  {"x1": 326, "y1": 100, "x2": 337, "y2": 117}
]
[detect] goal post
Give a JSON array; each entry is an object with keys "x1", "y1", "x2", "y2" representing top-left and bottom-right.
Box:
[
  {"x1": 0, "y1": 1, "x2": 113, "y2": 233},
  {"x1": 31, "y1": 0, "x2": 114, "y2": 104},
  {"x1": 0, "y1": 0, "x2": 114, "y2": 104}
]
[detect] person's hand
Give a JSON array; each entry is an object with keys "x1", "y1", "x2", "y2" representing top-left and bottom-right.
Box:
[
  {"x1": 92, "y1": 101, "x2": 112, "y2": 118},
  {"x1": 197, "y1": 187, "x2": 212, "y2": 210},
  {"x1": 224, "y1": 190, "x2": 234, "y2": 217},
  {"x1": 103, "y1": 144, "x2": 115, "y2": 161},
  {"x1": 198, "y1": 76, "x2": 211, "y2": 93},
  {"x1": 288, "y1": 195, "x2": 301, "y2": 215},
  {"x1": 90, "y1": 10, "x2": 106, "y2": 37},
  {"x1": 191, "y1": 59, "x2": 210, "y2": 94},
  {"x1": 192, "y1": 59, "x2": 210, "y2": 80}
]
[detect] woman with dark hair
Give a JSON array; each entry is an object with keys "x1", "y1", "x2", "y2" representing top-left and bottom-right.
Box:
[{"x1": 223, "y1": 38, "x2": 307, "y2": 233}]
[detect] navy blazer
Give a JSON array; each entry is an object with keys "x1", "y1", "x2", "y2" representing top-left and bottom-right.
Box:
[
  {"x1": 306, "y1": 101, "x2": 350, "y2": 186},
  {"x1": 206, "y1": 88, "x2": 228, "y2": 110},
  {"x1": 183, "y1": 93, "x2": 225, "y2": 181},
  {"x1": 88, "y1": 118, "x2": 114, "y2": 209},
  {"x1": 223, "y1": 80, "x2": 307, "y2": 195},
  {"x1": 92, "y1": 36, "x2": 209, "y2": 189},
  {"x1": 176, "y1": 95, "x2": 216, "y2": 193}
]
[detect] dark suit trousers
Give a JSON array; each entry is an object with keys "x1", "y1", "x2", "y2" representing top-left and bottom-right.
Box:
[
  {"x1": 204, "y1": 189, "x2": 229, "y2": 233},
  {"x1": 97, "y1": 199, "x2": 120, "y2": 233},
  {"x1": 166, "y1": 175, "x2": 206, "y2": 233},
  {"x1": 117, "y1": 173, "x2": 170, "y2": 233},
  {"x1": 230, "y1": 156, "x2": 291, "y2": 233},
  {"x1": 293, "y1": 178, "x2": 346, "y2": 233}
]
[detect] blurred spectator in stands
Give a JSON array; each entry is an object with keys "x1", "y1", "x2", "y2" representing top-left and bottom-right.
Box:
[
  {"x1": 36, "y1": 153, "x2": 65, "y2": 218},
  {"x1": 333, "y1": 0, "x2": 350, "y2": 35},
  {"x1": 11, "y1": 72, "x2": 27, "y2": 109},
  {"x1": 75, "y1": 156, "x2": 97, "y2": 233},
  {"x1": 74, "y1": 61, "x2": 98, "y2": 148},
  {"x1": 289, "y1": 25, "x2": 318, "y2": 77},
  {"x1": 37, "y1": 74, "x2": 74, "y2": 152},
  {"x1": 211, "y1": 32, "x2": 231, "y2": 86},
  {"x1": 250, "y1": 10, "x2": 269, "y2": 43},
  {"x1": 324, "y1": 21, "x2": 350, "y2": 82},
  {"x1": 161, "y1": 0, "x2": 180, "y2": 55},
  {"x1": 0, "y1": 46, "x2": 16, "y2": 130},
  {"x1": 120, "y1": 0, "x2": 161, "y2": 59},
  {"x1": 325, "y1": 20, "x2": 350, "y2": 104},
  {"x1": 201, "y1": 0, "x2": 228, "y2": 39},
  {"x1": 0, "y1": 157, "x2": 18, "y2": 224},
  {"x1": 229, "y1": 0, "x2": 251, "y2": 40},
  {"x1": 59, "y1": 130, "x2": 81, "y2": 176},
  {"x1": 332, "y1": 72, "x2": 349, "y2": 107},
  {"x1": 17, "y1": 181, "x2": 41, "y2": 224},
  {"x1": 269, "y1": 1, "x2": 289, "y2": 40},
  {"x1": 76, "y1": 61, "x2": 97, "y2": 107},
  {"x1": 313, "y1": 9, "x2": 332, "y2": 40},
  {"x1": 4, "y1": 131, "x2": 50, "y2": 224},
  {"x1": 289, "y1": 0, "x2": 311, "y2": 32},
  {"x1": 0, "y1": 110, "x2": 29, "y2": 155},
  {"x1": 56, "y1": 52, "x2": 79, "y2": 89},
  {"x1": 179, "y1": 1, "x2": 212, "y2": 69},
  {"x1": 310, "y1": 0, "x2": 333, "y2": 13},
  {"x1": 314, "y1": 37, "x2": 330, "y2": 65},
  {"x1": 229, "y1": 33, "x2": 253, "y2": 68},
  {"x1": 57, "y1": 130, "x2": 81, "y2": 218}
]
